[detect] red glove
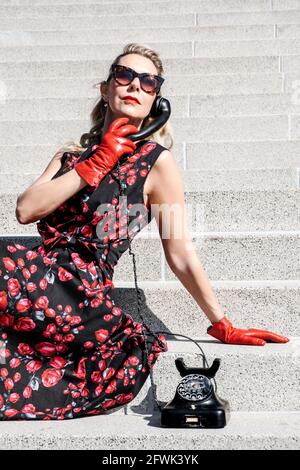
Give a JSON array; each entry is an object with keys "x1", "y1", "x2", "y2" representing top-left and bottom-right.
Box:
[
  {"x1": 207, "y1": 315, "x2": 289, "y2": 346},
  {"x1": 74, "y1": 117, "x2": 138, "y2": 189}
]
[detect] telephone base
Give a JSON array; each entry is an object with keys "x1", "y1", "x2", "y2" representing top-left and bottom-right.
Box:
[{"x1": 160, "y1": 402, "x2": 230, "y2": 428}]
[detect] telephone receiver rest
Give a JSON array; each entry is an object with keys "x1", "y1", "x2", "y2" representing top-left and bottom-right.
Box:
[
  {"x1": 175, "y1": 357, "x2": 221, "y2": 379},
  {"x1": 126, "y1": 96, "x2": 171, "y2": 142}
]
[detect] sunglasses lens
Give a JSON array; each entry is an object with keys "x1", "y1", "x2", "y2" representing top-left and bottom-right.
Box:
[
  {"x1": 141, "y1": 76, "x2": 159, "y2": 93},
  {"x1": 114, "y1": 66, "x2": 159, "y2": 93},
  {"x1": 114, "y1": 66, "x2": 132, "y2": 85}
]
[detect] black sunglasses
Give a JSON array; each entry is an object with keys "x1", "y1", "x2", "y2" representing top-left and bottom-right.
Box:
[{"x1": 108, "y1": 64, "x2": 164, "y2": 93}]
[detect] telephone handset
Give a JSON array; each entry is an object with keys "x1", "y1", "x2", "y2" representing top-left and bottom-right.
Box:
[
  {"x1": 126, "y1": 95, "x2": 171, "y2": 142},
  {"x1": 78, "y1": 96, "x2": 171, "y2": 163}
]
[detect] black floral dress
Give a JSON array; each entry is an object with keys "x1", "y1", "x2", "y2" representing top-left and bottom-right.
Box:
[{"x1": 0, "y1": 139, "x2": 168, "y2": 420}]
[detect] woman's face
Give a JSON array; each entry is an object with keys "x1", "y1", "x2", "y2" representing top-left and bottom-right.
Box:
[{"x1": 100, "y1": 53, "x2": 159, "y2": 133}]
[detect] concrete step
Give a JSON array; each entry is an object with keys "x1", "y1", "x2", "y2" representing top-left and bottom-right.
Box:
[
  {"x1": 0, "y1": 25, "x2": 293, "y2": 48},
  {"x1": 0, "y1": 74, "x2": 286, "y2": 99},
  {"x1": 160, "y1": 231, "x2": 300, "y2": 282},
  {"x1": 2, "y1": 168, "x2": 297, "y2": 191},
  {"x1": 0, "y1": 115, "x2": 296, "y2": 144},
  {"x1": 0, "y1": 56, "x2": 291, "y2": 80},
  {"x1": 2, "y1": 10, "x2": 300, "y2": 34},
  {"x1": 2, "y1": 39, "x2": 300, "y2": 62},
  {"x1": 2, "y1": 93, "x2": 300, "y2": 120},
  {"x1": 0, "y1": 1, "x2": 282, "y2": 19},
  {"x1": 0, "y1": 42, "x2": 193, "y2": 63},
  {"x1": 0, "y1": 410, "x2": 299, "y2": 449},
  {"x1": 5, "y1": 165, "x2": 300, "y2": 191},
  {"x1": 194, "y1": 38, "x2": 300, "y2": 57},
  {"x1": 0, "y1": 0, "x2": 299, "y2": 452},
  {"x1": 1, "y1": 141, "x2": 299, "y2": 173},
  {"x1": 0, "y1": 233, "x2": 299, "y2": 281},
  {"x1": 122, "y1": 338, "x2": 300, "y2": 413},
  {"x1": 186, "y1": 140, "x2": 300, "y2": 170},
  {"x1": 0, "y1": 235, "x2": 298, "y2": 334},
  {"x1": 4, "y1": 0, "x2": 179, "y2": 4},
  {"x1": 113, "y1": 279, "x2": 300, "y2": 336},
  {"x1": 2, "y1": 177, "x2": 299, "y2": 232}
]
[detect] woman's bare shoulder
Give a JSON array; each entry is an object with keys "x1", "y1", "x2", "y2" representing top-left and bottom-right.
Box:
[{"x1": 146, "y1": 148, "x2": 183, "y2": 199}]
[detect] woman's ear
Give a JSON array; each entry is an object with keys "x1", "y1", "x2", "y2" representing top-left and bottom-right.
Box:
[{"x1": 100, "y1": 80, "x2": 108, "y2": 100}]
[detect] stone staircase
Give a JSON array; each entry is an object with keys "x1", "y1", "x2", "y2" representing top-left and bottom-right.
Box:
[{"x1": 0, "y1": 0, "x2": 299, "y2": 450}]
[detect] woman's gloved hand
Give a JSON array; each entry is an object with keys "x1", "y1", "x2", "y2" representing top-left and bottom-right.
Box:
[
  {"x1": 207, "y1": 315, "x2": 289, "y2": 346},
  {"x1": 74, "y1": 117, "x2": 138, "y2": 189}
]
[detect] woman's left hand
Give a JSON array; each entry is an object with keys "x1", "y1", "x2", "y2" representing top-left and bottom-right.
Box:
[{"x1": 207, "y1": 315, "x2": 290, "y2": 346}]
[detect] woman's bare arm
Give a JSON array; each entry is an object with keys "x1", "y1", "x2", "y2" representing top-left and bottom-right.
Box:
[
  {"x1": 16, "y1": 165, "x2": 88, "y2": 225},
  {"x1": 27, "y1": 149, "x2": 67, "y2": 190},
  {"x1": 147, "y1": 150, "x2": 225, "y2": 324}
]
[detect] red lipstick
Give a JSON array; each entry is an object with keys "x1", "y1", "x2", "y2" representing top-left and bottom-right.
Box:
[{"x1": 122, "y1": 95, "x2": 141, "y2": 104}]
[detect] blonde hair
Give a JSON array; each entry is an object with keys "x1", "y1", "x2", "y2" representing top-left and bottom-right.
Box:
[{"x1": 59, "y1": 43, "x2": 174, "y2": 155}]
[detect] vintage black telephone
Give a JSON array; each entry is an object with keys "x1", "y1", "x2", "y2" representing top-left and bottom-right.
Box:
[{"x1": 87, "y1": 95, "x2": 230, "y2": 428}]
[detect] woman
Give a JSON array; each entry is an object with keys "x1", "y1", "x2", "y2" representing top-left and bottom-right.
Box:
[{"x1": 0, "y1": 44, "x2": 289, "y2": 421}]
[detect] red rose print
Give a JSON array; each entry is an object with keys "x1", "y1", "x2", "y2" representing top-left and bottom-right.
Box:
[
  {"x1": 44, "y1": 323, "x2": 57, "y2": 337},
  {"x1": 102, "y1": 367, "x2": 115, "y2": 382},
  {"x1": 18, "y1": 343, "x2": 35, "y2": 356},
  {"x1": 87, "y1": 262, "x2": 97, "y2": 277},
  {"x1": 34, "y1": 296, "x2": 49, "y2": 311},
  {"x1": 23, "y1": 386, "x2": 32, "y2": 399},
  {"x1": 127, "y1": 175, "x2": 137, "y2": 186},
  {"x1": 26, "y1": 251, "x2": 38, "y2": 261},
  {"x1": 21, "y1": 404, "x2": 36, "y2": 413},
  {"x1": 0, "y1": 368, "x2": 8, "y2": 378},
  {"x1": 3, "y1": 257, "x2": 16, "y2": 272},
  {"x1": 49, "y1": 357, "x2": 67, "y2": 369},
  {"x1": 123, "y1": 376, "x2": 130, "y2": 386},
  {"x1": 106, "y1": 379, "x2": 117, "y2": 394},
  {"x1": 128, "y1": 368, "x2": 137, "y2": 377},
  {"x1": 26, "y1": 282, "x2": 37, "y2": 293},
  {"x1": 45, "y1": 308, "x2": 56, "y2": 318},
  {"x1": 115, "y1": 393, "x2": 134, "y2": 405},
  {"x1": 71, "y1": 253, "x2": 88, "y2": 270},
  {"x1": 58, "y1": 267, "x2": 74, "y2": 282},
  {"x1": 90, "y1": 297, "x2": 102, "y2": 308},
  {"x1": 0, "y1": 142, "x2": 168, "y2": 420},
  {"x1": 63, "y1": 334, "x2": 75, "y2": 343},
  {"x1": 0, "y1": 291, "x2": 8, "y2": 311},
  {"x1": 141, "y1": 142, "x2": 156, "y2": 155},
  {"x1": 4, "y1": 409, "x2": 19, "y2": 418},
  {"x1": 41, "y1": 368, "x2": 63, "y2": 388},
  {"x1": 128, "y1": 355, "x2": 140, "y2": 366},
  {"x1": 94, "y1": 384, "x2": 104, "y2": 396},
  {"x1": 4, "y1": 378, "x2": 14, "y2": 391},
  {"x1": 39, "y1": 279, "x2": 48, "y2": 291},
  {"x1": 98, "y1": 359, "x2": 106, "y2": 371},
  {"x1": 9, "y1": 358, "x2": 21, "y2": 369},
  {"x1": 13, "y1": 372, "x2": 21, "y2": 382},
  {"x1": 22, "y1": 268, "x2": 31, "y2": 280},
  {"x1": 91, "y1": 371, "x2": 102, "y2": 383},
  {"x1": 101, "y1": 399, "x2": 117, "y2": 410},
  {"x1": 81, "y1": 225, "x2": 93, "y2": 238},
  {"x1": 9, "y1": 393, "x2": 20, "y2": 404},
  {"x1": 95, "y1": 329, "x2": 109, "y2": 343},
  {"x1": 35, "y1": 342, "x2": 57, "y2": 357},
  {"x1": 7, "y1": 278, "x2": 21, "y2": 297},
  {"x1": 26, "y1": 360, "x2": 43, "y2": 374},
  {"x1": 14, "y1": 317, "x2": 36, "y2": 332},
  {"x1": 16, "y1": 298, "x2": 32, "y2": 313},
  {"x1": 29, "y1": 265, "x2": 38, "y2": 274}
]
